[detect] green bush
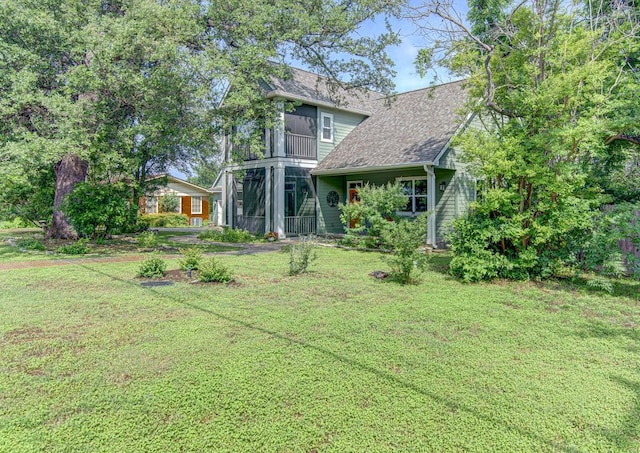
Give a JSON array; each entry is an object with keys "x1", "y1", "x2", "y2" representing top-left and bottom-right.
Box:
[
  {"x1": 140, "y1": 213, "x2": 188, "y2": 227},
  {"x1": 198, "y1": 227, "x2": 256, "y2": 243},
  {"x1": 0, "y1": 217, "x2": 31, "y2": 229},
  {"x1": 56, "y1": 238, "x2": 90, "y2": 255},
  {"x1": 15, "y1": 237, "x2": 46, "y2": 251},
  {"x1": 380, "y1": 214, "x2": 430, "y2": 284},
  {"x1": 178, "y1": 247, "x2": 204, "y2": 271},
  {"x1": 137, "y1": 231, "x2": 159, "y2": 248},
  {"x1": 158, "y1": 194, "x2": 180, "y2": 213},
  {"x1": 198, "y1": 257, "x2": 233, "y2": 283},
  {"x1": 137, "y1": 255, "x2": 166, "y2": 278},
  {"x1": 289, "y1": 235, "x2": 318, "y2": 275},
  {"x1": 63, "y1": 182, "x2": 138, "y2": 238}
]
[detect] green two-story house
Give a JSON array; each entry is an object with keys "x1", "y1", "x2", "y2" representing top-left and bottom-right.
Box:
[{"x1": 215, "y1": 67, "x2": 476, "y2": 246}]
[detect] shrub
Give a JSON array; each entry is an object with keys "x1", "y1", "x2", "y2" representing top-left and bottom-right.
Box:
[
  {"x1": 178, "y1": 247, "x2": 204, "y2": 271},
  {"x1": 198, "y1": 227, "x2": 256, "y2": 243},
  {"x1": 158, "y1": 194, "x2": 180, "y2": 213},
  {"x1": 380, "y1": 214, "x2": 430, "y2": 284},
  {"x1": 289, "y1": 235, "x2": 318, "y2": 275},
  {"x1": 140, "y1": 213, "x2": 188, "y2": 227},
  {"x1": 0, "y1": 217, "x2": 30, "y2": 229},
  {"x1": 198, "y1": 257, "x2": 233, "y2": 283},
  {"x1": 137, "y1": 255, "x2": 166, "y2": 278},
  {"x1": 137, "y1": 231, "x2": 158, "y2": 248},
  {"x1": 63, "y1": 182, "x2": 138, "y2": 238},
  {"x1": 338, "y1": 183, "x2": 406, "y2": 249},
  {"x1": 15, "y1": 237, "x2": 46, "y2": 251},
  {"x1": 56, "y1": 238, "x2": 90, "y2": 255}
]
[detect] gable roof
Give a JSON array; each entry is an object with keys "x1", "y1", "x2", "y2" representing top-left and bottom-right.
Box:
[
  {"x1": 147, "y1": 174, "x2": 212, "y2": 194},
  {"x1": 264, "y1": 66, "x2": 384, "y2": 115},
  {"x1": 312, "y1": 80, "x2": 469, "y2": 175}
]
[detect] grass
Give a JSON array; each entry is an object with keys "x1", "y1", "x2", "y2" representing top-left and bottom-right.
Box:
[
  {"x1": 0, "y1": 230, "x2": 240, "y2": 263},
  {"x1": 1, "y1": 248, "x2": 639, "y2": 451}
]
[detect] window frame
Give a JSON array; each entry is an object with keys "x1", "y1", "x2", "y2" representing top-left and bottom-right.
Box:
[
  {"x1": 320, "y1": 112, "x2": 334, "y2": 143},
  {"x1": 396, "y1": 176, "x2": 428, "y2": 215},
  {"x1": 191, "y1": 196, "x2": 202, "y2": 215}
]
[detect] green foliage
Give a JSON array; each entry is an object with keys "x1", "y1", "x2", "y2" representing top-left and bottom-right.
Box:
[
  {"x1": 178, "y1": 247, "x2": 204, "y2": 271},
  {"x1": 339, "y1": 183, "x2": 407, "y2": 248},
  {"x1": 198, "y1": 257, "x2": 233, "y2": 283},
  {"x1": 137, "y1": 255, "x2": 166, "y2": 278},
  {"x1": 289, "y1": 235, "x2": 318, "y2": 275},
  {"x1": 15, "y1": 237, "x2": 46, "y2": 251},
  {"x1": 56, "y1": 239, "x2": 90, "y2": 255},
  {"x1": 140, "y1": 213, "x2": 188, "y2": 227},
  {"x1": 0, "y1": 217, "x2": 31, "y2": 229},
  {"x1": 63, "y1": 182, "x2": 138, "y2": 238},
  {"x1": 158, "y1": 194, "x2": 180, "y2": 213},
  {"x1": 380, "y1": 214, "x2": 430, "y2": 284},
  {"x1": 198, "y1": 227, "x2": 256, "y2": 243},
  {"x1": 408, "y1": 0, "x2": 640, "y2": 281},
  {"x1": 137, "y1": 232, "x2": 159, "y2": 249}
]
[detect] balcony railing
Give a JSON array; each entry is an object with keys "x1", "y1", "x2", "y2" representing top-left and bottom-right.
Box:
[
  {"x1": 285, "y1": 216, "x2": 316, "y2": 235},
  {"x1": 285, "y1": 133, "x2": 316, "y2": 159}
]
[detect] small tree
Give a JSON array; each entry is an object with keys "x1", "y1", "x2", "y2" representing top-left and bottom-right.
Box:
[
  {"x1": 381, "y1": 213, "x2": 430, "y2": 284},
  {"x1": 158, "y1": 194, "x2": 180, "y2": 213},
  {"x1": 339, "y1": 183, "x2": 407, "y2": 246}
]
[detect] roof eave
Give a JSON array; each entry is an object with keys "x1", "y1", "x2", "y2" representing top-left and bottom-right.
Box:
[
  {"x1": 265, "y1": 90, "x2": 373, "y2": 116},
  {"x1": 312, "y1": 161, "x2": 436, "y2": 176}
]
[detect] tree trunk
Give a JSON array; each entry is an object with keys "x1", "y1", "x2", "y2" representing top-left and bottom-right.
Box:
[{"x1": 49, "y1": 154, "x2": 88, "y2": 239}]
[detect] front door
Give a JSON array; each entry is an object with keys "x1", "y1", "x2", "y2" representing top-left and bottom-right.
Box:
[{"x1": 347, "y1": 181, "x2": 362, "y2": 228}]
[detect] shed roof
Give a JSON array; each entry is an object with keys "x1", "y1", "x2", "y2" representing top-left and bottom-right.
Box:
[{"x1": 313, "y1": 80, "x2": 469, "y2": 174}]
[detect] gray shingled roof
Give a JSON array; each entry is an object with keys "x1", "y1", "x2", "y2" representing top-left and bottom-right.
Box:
[
  {"x1": 313, "y1": 80, "x2": 469, "y2": 173},
  {"x1": 266, "y1": 67, "x2": 384, "y2": 114}
]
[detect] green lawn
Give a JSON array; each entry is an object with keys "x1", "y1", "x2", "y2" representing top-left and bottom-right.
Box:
[
  {"x1": 0, "y1": 230, "x2": 240, "y2": 263},
  {"x1": 1, "y1": 248, "x2": 639, "y2": 451}
]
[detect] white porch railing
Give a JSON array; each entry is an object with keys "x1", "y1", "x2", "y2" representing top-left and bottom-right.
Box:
[
  {"x1": 285, "y1": 216, "x2": 316, "y2": 235},
  {"x1": 285, "y1": 133, "x2": 317, "y2": 159}
]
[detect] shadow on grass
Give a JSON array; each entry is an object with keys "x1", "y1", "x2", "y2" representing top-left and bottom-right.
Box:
[
  {"x1": 73, "y1": 260, "x2": 591, "y2": 452},
  {"x1": 599, "y1": 376, "x2": 640, "y2": 451}
]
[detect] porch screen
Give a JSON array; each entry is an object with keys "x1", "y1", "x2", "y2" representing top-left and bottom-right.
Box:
[
  {"x1": 284, "y1": 104, "x2": 317, "y2": 137},
  {"x1": 284, "y1": 167, "x2": 316, "y2": 217},
  {"x1": 241, "y1": 168, "x2": 266, "y2": 233}
]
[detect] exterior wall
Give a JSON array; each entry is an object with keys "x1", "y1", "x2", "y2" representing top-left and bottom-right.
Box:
[
  {"x1": 316, "y1": 176, "x2": 345, "y2": 234},
  {"x1": 142, "y1": 180, "x2": 211, "y2": 224},
  {"x1": 435, "y1": 146, "x2": 476, "y2": 245},
  {"x1": 317, "y1": 108, "x2": 368, "y2": 162},
  {"x1": 317, "y1": 164, "x2": 473, "y2": 243}
]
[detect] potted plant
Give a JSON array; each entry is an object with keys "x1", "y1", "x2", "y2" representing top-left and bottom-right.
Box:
[{"x1": 264, "y1": 231, "x2": 279, "y2": 242}]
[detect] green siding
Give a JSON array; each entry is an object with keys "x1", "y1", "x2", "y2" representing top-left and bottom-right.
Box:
[
  {"x1": 317, "y1": 109, "x2": 367, "y2": 162},
  {"x1": 316, "y1": 176, "x2": 345, "y2": 234}
]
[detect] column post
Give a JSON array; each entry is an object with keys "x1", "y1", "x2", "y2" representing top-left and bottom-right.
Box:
[
  {"x1": 273, "y1": 163, "x2": 286, "y2": 238},
  {"x1": 425, "y1": 165, "x2": 437, "y2": 247}
]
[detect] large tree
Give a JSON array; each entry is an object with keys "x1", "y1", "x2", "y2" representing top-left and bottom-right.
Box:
[
  {"x1": 405, "y1": 0, "x2": 640, "y2": 280},
  {"x1": 0, "y1": 0, "x2": 400, "y2": 237}
]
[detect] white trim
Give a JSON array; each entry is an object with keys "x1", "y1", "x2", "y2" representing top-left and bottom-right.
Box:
[
  {"x1": 222, "y1": 157, "x2": 318, "y2": 171},
  {"x1": 191, "y1": 196, "x2": 202, "y2": 215},
  {"x1": 147, "y1": 174, "x2": 212, "y2": 194},
  {"x1": 320, "y1": 112, "x2": 334, "y2": 143},
  {"x1": 312, "y1": 161, "x2": 435, "y2": 176},
  {"x1": 432, "y1": 111, "x2": 476, "y2": 167}
]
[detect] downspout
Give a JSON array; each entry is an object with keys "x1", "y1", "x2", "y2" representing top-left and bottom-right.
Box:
[{"x1": 424, "y1": 164, "x2": 437, "y2": 247}]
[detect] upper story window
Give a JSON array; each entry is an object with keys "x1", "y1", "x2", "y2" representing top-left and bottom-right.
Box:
[
  {"x1": 191, "y1": 196, "x2": 202, "y2": 214},
  {"x1": 397, "y1": 177, "x2": 428, "y2": 214},
  {"x1": 321, "y1": 112, "x2": 333, "y2": 143}
]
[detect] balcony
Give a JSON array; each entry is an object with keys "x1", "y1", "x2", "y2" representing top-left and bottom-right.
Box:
[{"x1": 285, "y1": 133, "x2": 316, "y2": 160}]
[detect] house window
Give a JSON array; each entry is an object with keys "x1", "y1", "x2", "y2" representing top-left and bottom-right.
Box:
[
  {"x1": 145, "y1": 196, "x2": 158, "y2": 214},
  {"x1": 191, "y1": 196, "x2": 202, "y2": 214},
  {"x1": 397, "y1": 177, "x2": 428, "y2": 214},
  {"x1": 320, "y1": 112, "x2": 333, "y2": 143}
]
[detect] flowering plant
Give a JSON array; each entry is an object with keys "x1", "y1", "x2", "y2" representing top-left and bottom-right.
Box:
[{"x1": 264, "y1": 231, "x2": 279, "y2": 241}]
